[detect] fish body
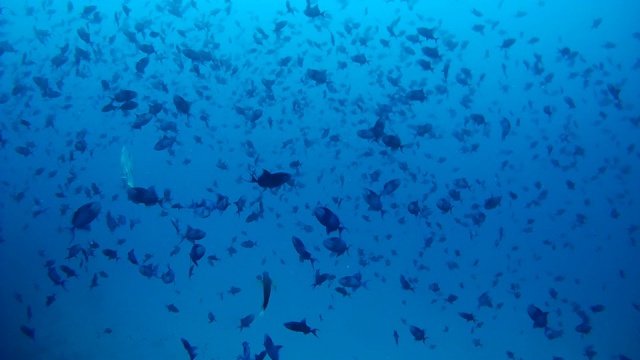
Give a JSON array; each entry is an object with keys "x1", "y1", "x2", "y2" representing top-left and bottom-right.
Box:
[
  {"x1": 263, "y1": 334, "x2": 282, "y2": 360},
  {"x1": 409, "y1": 325, "x2": 427, "y2": 343},
  {"x1": 251, "y1": 170, "x2": 291, "y2": 189},
  {"x1": 314, "y1": 207, "x2": 344, "y2": 235},
  {"x1": 127, "y1": 186, "x2": 159, "y2": 206},
  {"x1": 527, "y1": 305, "x2": 548, "y2": 328},
  {"x1": 181, "y1": 338, "x2": 198, "y2": 360},
  {"x1": 184, "y1": 225, "x2": 206, "y2": 241},
  {"x1": 190, "y1": 244, "x2": 205, "y2": 266},
  {"x1": 292, "y1": 236, "x2": 316, "y2": 267},
  {"x1": 71, "y1": 201, "x2": 101, "y2": 231},
  {"x1": 284, "y1": 319, "x2": 318, "y2": 337},
  {"x1": 260, "y1": 271, "x2": 272, "y2": 313},
  {"x1": 323, "y1": 237, "x2": 349, "y2": 257}
]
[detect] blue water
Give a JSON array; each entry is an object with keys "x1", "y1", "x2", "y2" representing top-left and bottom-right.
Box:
[{"x1": 1, "y1": 0, "x2": 639, "y2": 359}]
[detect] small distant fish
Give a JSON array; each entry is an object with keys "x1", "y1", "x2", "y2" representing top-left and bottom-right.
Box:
[
  {"x1": 409, "y1": 325, "x2": 427, "y2": 343},
  {"x1": 527, "y1": 304, "x2": 548, "y2": 328},
  {"x1": 20, "y1": 325, "x2": 35, "y2": 340},
  {"x1": 238, "y1": 314, "x2": 255, "y2": 331},
  {"x1": 207, "y1": 312, "x2": 217, "y2": 323},
  {"x1": 180, "y1": 338, "x2": 198, "y2": 360}
]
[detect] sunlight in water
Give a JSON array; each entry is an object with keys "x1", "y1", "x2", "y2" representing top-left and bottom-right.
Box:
[{"x1": 120, "y1": 146, "x2": 134, "y2": 188}]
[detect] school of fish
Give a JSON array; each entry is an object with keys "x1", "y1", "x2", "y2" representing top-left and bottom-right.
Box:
[{"x1": 0, "y1": 0, "x2": 639, "y2": 359}]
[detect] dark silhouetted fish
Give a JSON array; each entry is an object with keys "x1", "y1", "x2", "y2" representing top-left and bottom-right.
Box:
[
  {"x1": 181, "y1": 338, "x2": 198, "y2": 360},
  {"x1": 400, "y1": 275, "x2": 415, "y2": 292},
  {"x1": 127, "y1": 186, "x2": 159, "y2": 206},
  {"x1": 263, "y1": 334, "x2": 282, "y2": 360},
  {"x1": 20, "y1": 325, "x2": 35, "y2": 340},
  {"x1": 409, "y1": 325, "x2": 427, "y2": 343},
  {"x1": 47, "y1": 267, "x2": 67, "y2": 290},
  {"x1": 527, "y1": 304, "x2": 548, "y2": 328},
  {"x1": 339, "y1": 272, "x2": 368, "y2": 290},
  {"x1": 173, "y1": 94, "x2": 191, "y2": 117},
  {"x1": 436, "y1": 198, "x2": 453, "y2": 213},
  {"x1": 238, "y1": 314, "x2": 255, "y2": 331},
  {"x1": 70, "y1": 201, "x2": 101, "y2": 241},
  {"x1": 484, "y1": 195, "x2": 502, "y2": 210},
  {"x1": 381, "y1": 179, "x2": 401, "y2": 196},
  {"x1": 312, "y1": 270, "x2": 335, "y2": 288},
  {"x1": 190, "y1": 244, "x2": 205, "y2": 266},
  {"x1": 381, "y1": 134, "x2": 404, "y2": 151},
  {"x1": 112, "y1": 89, "x2": 137, "y2": 102},
  {"x1": 323, "y1": 237, "x2": 349, "y2": 257},
  {"x1": 161, "y1": 265, "x2": 175, "y2": 284},
  {"x1": 292, "y1": 236, "x2": 316, "y2": 268},
  {"x1": 183, "y1": 225, "x2": 206, "y2": 242},
  {"x1": 284, "y1": 319, "x2": 319, "y2": 337},
  {"x1": 314, "y1": 206, "x2": 345, "y2": 235},
  {"x1": 259, "y1": 271, "x2": 272, "y2": 314},
  {"x1": 250, "y1": 170, "x2": 291, "y2": 189}
]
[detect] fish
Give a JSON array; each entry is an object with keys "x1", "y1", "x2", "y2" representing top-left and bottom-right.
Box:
[
  {"x1": 399, "y1": 275, "x2": 415, "y2": 292},
  {"x1": 189, "y1": 244, "x2": 205, "y2": 266},
  {"x1": 459, "y1": 312, "x2": 477, "y2": 322},
  {"x1": 112, "y1": 89, "x2": 137, "y2": 102},
  {"x1": 70, "y1": 201, "x2": 101, "y2": 240},
  {"x1": 250, "y1": 170, "x2": 291, "y2": 189},
  {"x1": 173, "y1": 95, "x2": 191, "y2": 117},
  {"x1": 381, "y1": 179, "x2": 401, "y2": 196},
  {"x1": 127, "y1": 249, "x2": 139, "y2": 265},
  {"x1": 259, "y1": 271, "x2": 272, "y2": 314},
  {"x1": 47, "y1": 267, "x2": 67, "y2": 290},
  {"x1": 409, "y1": 325, "x2": 427, "y2": 343},
  {"x1": 180, "y1": 338, "x2": 198, "y2": 360},
  {"x1": 312, "y1": 270, "x2": 335, "y2": 288},
  {"x1": 478, "y1": 292, "x2": 493, "y2": 308},
  {"x1": 339, "y1": 272, "x2": 368, "y2": 291},
  {"x1": 20, "y1": 325, "x2": 35, "y2": 340},
  {"x1": 284, "y1": 319, "x2": 319, "y2": 337},
  {"x1": 323, "y1": 237, "x2": 349, "y2": 257},
  {"x1": 161, "y1": 265, "x2": 175, "y2": 284},
  {"x1": 238, "y1": 314, "x2": 255, "y2": 331},
  {"x1": 527, "y1": 304, "x2": 549, "y2": 328},
  {"x1": 183, "y1": 225, "x2": 206, "y2": 242},
  {"x1": 263, "y1": 334, "x2": 282, "y2": 360},
  {"x1": 207, "y1": 312, "x2": 216, "y2": 323},
  {"x1": 291, "y1": 236, "x2": 316, "y2": 268},
  {"x1": 127, "y1": 186, "x2": 159, "y2": 206},
  {"x1": 314, "y1": 207, "x2": 345, "y2": 235}
]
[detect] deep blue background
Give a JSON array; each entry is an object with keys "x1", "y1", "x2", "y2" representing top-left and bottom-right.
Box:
[{"x1": 0, "y1": 0, "x2": 639, "y2": 359}]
